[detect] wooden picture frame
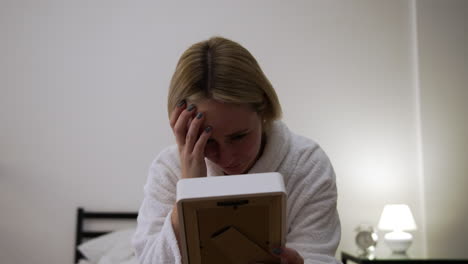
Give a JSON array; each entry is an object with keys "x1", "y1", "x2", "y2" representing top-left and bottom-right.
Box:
[{"x1": 176, "y1": 173, "x2": 286, "y2": 264}]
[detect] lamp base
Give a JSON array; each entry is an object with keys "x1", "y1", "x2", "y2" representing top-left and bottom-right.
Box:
[{"x1": 384, "y1": 231, "x2": 413, "y2": 254}]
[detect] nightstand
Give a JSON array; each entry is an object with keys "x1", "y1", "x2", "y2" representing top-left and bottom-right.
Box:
[{"x1": 341, "y1": 251, "x2": 468, "y2": 264}]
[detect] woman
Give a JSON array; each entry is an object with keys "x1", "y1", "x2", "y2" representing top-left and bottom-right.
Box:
[{"x1": 132, "y1": 37, "x2": 341, "y2": 264}]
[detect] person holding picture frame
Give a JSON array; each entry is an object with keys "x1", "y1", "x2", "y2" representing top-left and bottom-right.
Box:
[{"x1": 132, "y1": 36, "x2": 341, "y2": 264}]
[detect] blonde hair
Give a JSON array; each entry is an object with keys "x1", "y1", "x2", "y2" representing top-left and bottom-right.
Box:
[{"x1": 167, "y1": 36, "x2": 282, "y2": 131}]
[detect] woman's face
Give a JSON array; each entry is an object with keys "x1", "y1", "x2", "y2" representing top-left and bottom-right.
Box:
[{"x1": 192, "y1": 99, "x2": 263, "y2": 175}]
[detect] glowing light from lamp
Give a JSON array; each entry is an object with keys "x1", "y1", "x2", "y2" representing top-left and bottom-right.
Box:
[{"x1": 378, "y1": 204, "x2": 417, "y2": 231}]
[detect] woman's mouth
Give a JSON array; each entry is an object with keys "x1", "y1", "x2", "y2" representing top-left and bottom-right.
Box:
[
  {"x1": 224, "y1": 164, "x2": 239, "y2": 169},
  {"x1": 223, "y1": 163, "x2": 242, "y2": 171}
]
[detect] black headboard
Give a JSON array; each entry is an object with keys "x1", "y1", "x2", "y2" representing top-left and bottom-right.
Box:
[{"x1": 74, "y1": 207, "x2": 138, "y2": 263}]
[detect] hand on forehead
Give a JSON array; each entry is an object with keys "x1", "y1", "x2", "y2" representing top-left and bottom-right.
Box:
[{"x1": 190, "y1": 99, "x2": 261, "y2": 136}]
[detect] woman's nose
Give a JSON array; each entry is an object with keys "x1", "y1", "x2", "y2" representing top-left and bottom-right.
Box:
[
  {"x1": 218, "y1": 146, "x2": 236, "y2": 166},
  {"x1": 205, "y1": 142, "x2": 235, "y2": 165}
]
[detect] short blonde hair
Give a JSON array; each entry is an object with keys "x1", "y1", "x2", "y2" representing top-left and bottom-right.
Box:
[{"x1": 167, "y1": 36, "x2": 282, "y2": 131}]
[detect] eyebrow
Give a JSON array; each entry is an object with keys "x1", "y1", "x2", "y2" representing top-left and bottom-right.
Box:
[{"x1": 225, "y1": 129, "x2": 249, "y2": 138}]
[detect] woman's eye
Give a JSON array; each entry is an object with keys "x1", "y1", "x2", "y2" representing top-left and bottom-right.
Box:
[{"x1": 231, "y1": 134, "x2": 246, "y2": 141}]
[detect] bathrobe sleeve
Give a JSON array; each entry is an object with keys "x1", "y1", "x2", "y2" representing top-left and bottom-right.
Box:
[
  {"x1": 284, "y1": 145, "x2": 341, "y2": 264},
  {"x1": 132, "y1": 146, "x2": 183, "y2": 264}
]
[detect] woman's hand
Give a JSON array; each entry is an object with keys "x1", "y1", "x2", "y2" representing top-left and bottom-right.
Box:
[
  {"x1": 170, "y1": 100, "x2": 212, "y2": 179},
  {"x1": 169, "y1": 100, "x2": 213, "y2": 248},
  {"x1": 272, "y1": 247, "x2": 304, "y2": 264}
]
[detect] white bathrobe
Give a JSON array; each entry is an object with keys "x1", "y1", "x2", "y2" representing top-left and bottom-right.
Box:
[{"x1": 132, "y1": 121, "x2": 341, "y2": 264}]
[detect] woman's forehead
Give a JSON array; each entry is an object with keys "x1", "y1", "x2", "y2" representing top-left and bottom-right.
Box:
[{"x1": 193, "y1": 99, "x2": 260, "y2": 134}]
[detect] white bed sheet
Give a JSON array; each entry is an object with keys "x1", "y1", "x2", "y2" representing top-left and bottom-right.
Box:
[{"x1": 78, "y1": 228, "x2": 138, "y2": 264}]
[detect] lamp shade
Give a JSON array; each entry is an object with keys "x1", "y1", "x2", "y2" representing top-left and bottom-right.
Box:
[{"x1": 378, "y1": 204, "x2": 417, "y2": 231}]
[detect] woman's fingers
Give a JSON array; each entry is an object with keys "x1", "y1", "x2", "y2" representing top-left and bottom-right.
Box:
[
  {"x1": 272, "y1": 247, "x2": 304, "y2": 264},
  {"x1": 172, "y1": 103, "x2": 196, "y2": 147},
  {"x1": 170, "y1": 100, "x2": 186, "y2": 128},
  {"x1": 170, "y1": 101, "x2": 209, "y2": 179},
  {"x1": 193, "y1": 125, "x2": 212, "y2": 159},
  {"x1": 171, "y1": 101, "x2": 209, "y2": 158},
  {"x1": 185, "y1": 111, "x2": 205, "y2": 151}
]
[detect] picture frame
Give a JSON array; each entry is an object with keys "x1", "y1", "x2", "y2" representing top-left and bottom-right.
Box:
[{"x1": 176, "y1": 172, "x2": 287, "y2": 264}]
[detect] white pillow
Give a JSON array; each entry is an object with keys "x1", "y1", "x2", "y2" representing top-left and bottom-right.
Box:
[
  {"x1": 97, "y1": 238, "x2": 139, "y2": 264},
  {"x1": 78, "y1": 228, "x2": 136, "y2": 263},
  {"x1": 77, "y1": 260, "x2": 93, "y2": 264}
]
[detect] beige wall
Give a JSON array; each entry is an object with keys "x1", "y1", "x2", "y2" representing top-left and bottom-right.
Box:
[{"x1": 417, "y1": 0, "x2": 468, "y2": 258}]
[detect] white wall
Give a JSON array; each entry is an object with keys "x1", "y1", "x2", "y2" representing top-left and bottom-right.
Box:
[
  {"x1": 417, "y1": 0, "x2": 468, "y2": 258},
  {"x1": 0, "y1": 0, "x2": 449, "y2": 263}
]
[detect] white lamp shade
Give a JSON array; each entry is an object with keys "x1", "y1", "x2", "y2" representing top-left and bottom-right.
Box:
[{"x1": 378, "y1": 204, "x2": 417, "y2": 231}]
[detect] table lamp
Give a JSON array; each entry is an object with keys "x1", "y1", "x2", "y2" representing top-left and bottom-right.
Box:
[{"x1": 378, "y1": 204, "x2": 417, "y2": 254}]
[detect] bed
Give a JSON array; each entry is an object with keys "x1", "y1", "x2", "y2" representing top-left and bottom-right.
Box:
[{"x1": 74, "y1": 207, "x2": 138, "y2": 264}]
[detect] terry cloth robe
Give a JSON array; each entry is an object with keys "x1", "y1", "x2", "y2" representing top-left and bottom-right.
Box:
[{"x1": 132, "y1": 121, "x2": 341, "y2": 264}]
